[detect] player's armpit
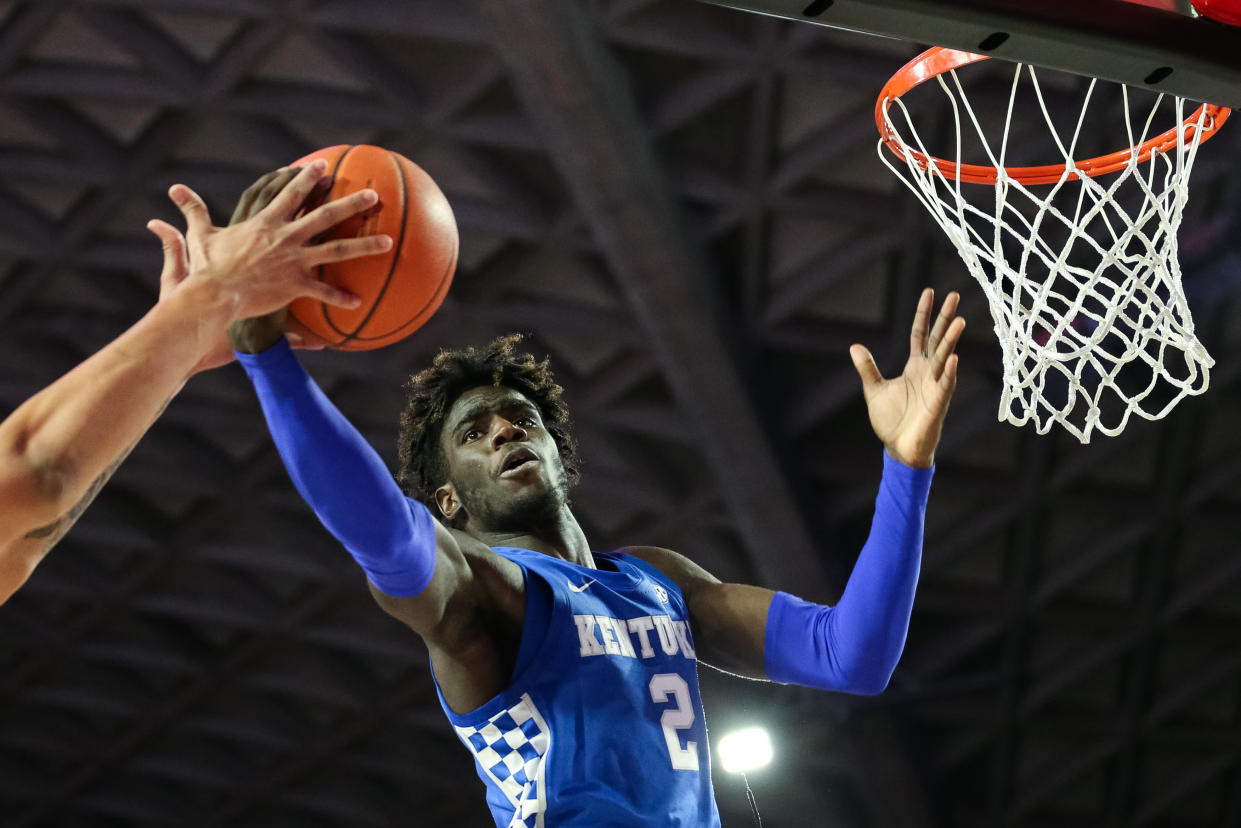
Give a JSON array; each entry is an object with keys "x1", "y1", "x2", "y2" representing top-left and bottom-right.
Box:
[
  {"x1": 686, "y1": 581, "x2": 777, "y2": 680},
  {"x1": 368, "y1": 524, "x2": 527, "y2": 713},
  {"x1": 620, "y1": 545, "x2": 775, "y2": 680},
  {"x1": 367, "y1": 521, "x2": 523, "y2": 647}
]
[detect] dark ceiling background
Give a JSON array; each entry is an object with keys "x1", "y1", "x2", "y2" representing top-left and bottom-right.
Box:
[{"x1": 1, "y1": 1, "x2": 1240, "y2": 826}]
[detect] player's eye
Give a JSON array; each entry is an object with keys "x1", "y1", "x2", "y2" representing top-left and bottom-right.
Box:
[
  {"x1": 516, "y1": 417, "x2": 536, "y2": 428},
  {"x1": 463, "y1": 429, "x2": 481, "y2": 443}
]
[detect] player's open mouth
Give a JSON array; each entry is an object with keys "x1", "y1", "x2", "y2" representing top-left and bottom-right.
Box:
[{"x1": 499, "y1": 448, "x2": 539, "y2": 477}]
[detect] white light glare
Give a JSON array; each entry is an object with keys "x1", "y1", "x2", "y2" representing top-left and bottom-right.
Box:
[{"x1": 718, "y1": 726, "x2": 773, "y2": 774}]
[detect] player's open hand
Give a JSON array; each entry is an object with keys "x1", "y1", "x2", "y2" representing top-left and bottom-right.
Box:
[
  {"x1": 160, "y1": 160, "x2": 392, "y2": 321},
  {"x1": 147, "y1": 161, "x2": 391, "y2": 358},
  {"x1": 146, "y1": 217, "x2": 235, "y2": 373},
  {"x1": 850, "y1": 288, "x2": 964, "y2": 468}
]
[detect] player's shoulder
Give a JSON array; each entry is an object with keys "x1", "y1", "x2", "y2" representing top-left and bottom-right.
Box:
[
  {"x1": 445, "y1": 525, "x2": 524, "y2": 578},
  {"x1": 446, "y1": 524, "x2": 495, "y2": 556},
  {"x1": 614, "y1": 545, "x2": 721, "y2": 597}
]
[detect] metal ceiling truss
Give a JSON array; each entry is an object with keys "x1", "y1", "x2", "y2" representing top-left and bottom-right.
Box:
[{"x1": 1, "y1": 2, "x2": 1239, "y2": 826}]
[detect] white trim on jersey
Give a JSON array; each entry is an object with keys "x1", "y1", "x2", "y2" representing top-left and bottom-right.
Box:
[{"x1": 453, "y1": 692, "x2": 552, "y2": 828}]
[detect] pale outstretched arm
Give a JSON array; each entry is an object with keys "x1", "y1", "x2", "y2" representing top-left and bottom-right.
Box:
[
  {"x1": 0, "y1": 284, "x2": 209, "y2": 601},
  {"x1": 0, "y1": 161, "x2": 388, "y2": 604}
]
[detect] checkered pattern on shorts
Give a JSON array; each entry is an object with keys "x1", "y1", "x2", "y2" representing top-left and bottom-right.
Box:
[{"x1": 454, "y1": 692, "x2": 551, "y2": 828}]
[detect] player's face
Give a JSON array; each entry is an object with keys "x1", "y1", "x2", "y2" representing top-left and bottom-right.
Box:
[{"x1": 437, "y1": 385, "x2": 569, "y2": 531}]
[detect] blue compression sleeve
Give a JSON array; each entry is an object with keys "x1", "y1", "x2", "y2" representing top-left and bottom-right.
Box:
[
  {"x1": 235, "y1": 339, "x2": 435, "y2": 597},
  {"x1": 764, "y1": 451, "x2": 933, "y2": 694}
]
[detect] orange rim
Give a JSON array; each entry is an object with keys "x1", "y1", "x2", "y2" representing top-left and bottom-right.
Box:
[{"x1": 875, "y1": 47, "x2": 1231, "y2": 185}]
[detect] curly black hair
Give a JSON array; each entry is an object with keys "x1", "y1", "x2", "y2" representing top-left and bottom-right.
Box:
[{"x1": 397, "y1": 334, "x2": 580, "y2": 517}]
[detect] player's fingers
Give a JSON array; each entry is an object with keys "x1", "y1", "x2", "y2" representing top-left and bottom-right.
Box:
[
  {"x1": 290, "y1": 188, "x2": 379, "y2": 241},
  {"x1": 926, "y1": 291, "x2": 960, "y2": 355},
  {"x1": 909, "y1": 287, "x2": 934, "y2": 357},
  {"x1": 300, "y1": 277, "x2": 362, "y2": 310},
  {"x1": 261, "y1": 159, "x2": 328, "y2": 223},
  {"x1": 168, "y1": 184, "x2": 213, "y2": 238},
  {"x1": 230, "y1": 170, "x2": 279, "y2": 225},
  {"x1": 850, "y1": 344, "x2": 884, "y2": 392},
  {"x1": 146, "y1": 218, "x2": 182, "y2": 249},
  {"x1": 929, "y1": 317, "x2": 965, "y2": 380},
  {"x1": 230, "y1": 167, "x2": 297, "y2": 226},
  {"x1": 147, "y1": 219, "x2": 189, "y2": 294},
  {"x1": 286, "y1": 316, "x2": 332, "y2": 350},
  {"x1": 285, "y1": 328, "x2": 331, "y2": 351},
  {"x1": 939, "y1": 353, "x2": 959, "y2": 396},
  {"x1": 304, "y1": 233, "x2": 393, "y2": 267},
  {"x1": 258, "y1": 168, "x2": 301, "y2": 212}
]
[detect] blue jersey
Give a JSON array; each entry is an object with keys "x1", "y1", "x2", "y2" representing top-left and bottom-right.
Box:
[{"x1": 433, "y1": 546, "x2": 721, "y2": 828}]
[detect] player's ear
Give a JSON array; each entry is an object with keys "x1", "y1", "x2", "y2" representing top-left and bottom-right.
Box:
[{"x1": 434, "y1": 482, "x2": 461, "y2": 521}]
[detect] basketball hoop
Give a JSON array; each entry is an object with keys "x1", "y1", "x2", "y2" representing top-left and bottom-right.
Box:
[{"x1": 876, "y1": 47, "x2": 1230, "y2": 442}]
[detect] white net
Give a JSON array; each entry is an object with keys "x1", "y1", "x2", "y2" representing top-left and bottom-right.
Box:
[{"x1": 878, "y1": 58, "x2": 1220, "y2": 442}]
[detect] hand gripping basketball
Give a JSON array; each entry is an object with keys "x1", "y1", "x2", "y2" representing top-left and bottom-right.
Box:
[
  {"x1": 153, "y1": 160, "x2": 393, "y2": 323},
  {"x1": 282, "y1": 145, "x2": 459, "y2": 351}
]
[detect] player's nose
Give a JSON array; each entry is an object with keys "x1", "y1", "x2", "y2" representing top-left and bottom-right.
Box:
[{"x1": 490, "y1": 417, "x2": 527, "y2": 449}]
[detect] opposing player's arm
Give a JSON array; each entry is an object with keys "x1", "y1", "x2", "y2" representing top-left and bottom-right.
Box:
[
  {"x1": 0, "y1": 163, "x2": 387, "y2": 606},
  {"x1": 1, "y1": 226, "x2": 194, "y2": 590},
  {"x1": 1, "y1": 435, "x2": 153, "y2": 604},
  {"x1": 0, "y1": 273, "x2": 231, "y2": 604}
]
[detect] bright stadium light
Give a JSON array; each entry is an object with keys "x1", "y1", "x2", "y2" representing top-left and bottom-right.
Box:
[{"x1": 718, "y1": 726, "x2": 773, "y2": 774}]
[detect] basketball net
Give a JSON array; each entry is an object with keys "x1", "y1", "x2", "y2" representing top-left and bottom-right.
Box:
[{"x1": 876, "y1": 49, "x2": 1230, "y2": 442}]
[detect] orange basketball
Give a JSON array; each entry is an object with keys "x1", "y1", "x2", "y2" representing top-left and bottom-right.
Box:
[{"x1": 287, "y1": 144, "x2": 457, "y2": 351}]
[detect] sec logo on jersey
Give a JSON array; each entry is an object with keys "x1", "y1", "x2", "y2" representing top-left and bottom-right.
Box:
[{"x1": 653, "y1": 584, "x2": 669, "y2": 604}]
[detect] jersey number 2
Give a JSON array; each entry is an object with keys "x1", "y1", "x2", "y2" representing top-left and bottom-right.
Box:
[{"x1": 649, "y1": 673, "x2": 699, "y2": 770}]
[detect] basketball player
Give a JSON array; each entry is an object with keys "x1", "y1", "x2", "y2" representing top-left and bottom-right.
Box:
[
  {"x1": 228, "y1": 174, "x2": 963, "y2": 825},
  {"x1": 0, "y1": 161, "x2": 391, "y2": 604}
]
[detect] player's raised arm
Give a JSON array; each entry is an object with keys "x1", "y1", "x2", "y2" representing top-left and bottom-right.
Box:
[
  {"x1": 0, "y1": 161, "x2": 390, "y2": 604},
  {"x1": 634, "y1": 290, "x2": 963, "y2": 693},
  {"x1": 227, "y1": 170, "x2": 479, "y2": 642}
]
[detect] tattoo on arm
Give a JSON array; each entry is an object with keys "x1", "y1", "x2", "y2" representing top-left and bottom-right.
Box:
[
  {"x1": 19, "y1": 391, "x2": 177, "y2": 549},
  {"x1": 23, "y1": 447, "x2": 134, "y2": 545}
]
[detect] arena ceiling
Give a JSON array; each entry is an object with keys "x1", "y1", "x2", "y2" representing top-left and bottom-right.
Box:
[{"x1": 1, "y1": 1, "x2": 1240, "y2": 826}]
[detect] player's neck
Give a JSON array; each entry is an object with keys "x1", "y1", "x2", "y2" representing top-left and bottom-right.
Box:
[{"x1": 470, "y1": 505, "x2": 595, "y2": 569}]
